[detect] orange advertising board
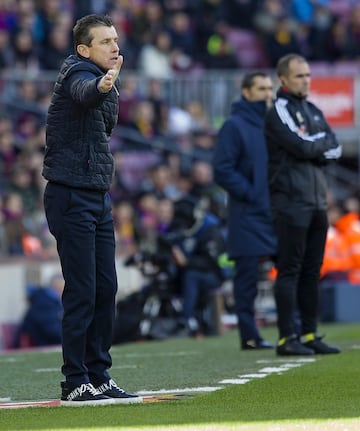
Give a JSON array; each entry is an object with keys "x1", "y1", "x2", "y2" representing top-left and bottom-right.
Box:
[{"x1": 309, "y1": 77, "x2": 354, "y2": 127}]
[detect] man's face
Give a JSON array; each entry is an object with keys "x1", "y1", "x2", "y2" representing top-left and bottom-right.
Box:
[
  {"x1": 243, "y1": 76, "x2": 273, "y2": 107},
  {"x1": 79, "y1": 25, "x2": 119, "y2": 71},
  {"x1": 280, "y1": 59, "x2": 311, "y2": 98}
]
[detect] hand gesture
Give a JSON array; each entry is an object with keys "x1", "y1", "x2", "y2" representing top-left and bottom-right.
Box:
[{"x1": 98, "y1": 55, "x2": 123, "y2": 93}]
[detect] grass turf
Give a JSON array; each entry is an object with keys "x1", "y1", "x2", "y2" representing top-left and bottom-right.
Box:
[{"x1": 0, "y1": 323, "x2": 359, "y2": 430}]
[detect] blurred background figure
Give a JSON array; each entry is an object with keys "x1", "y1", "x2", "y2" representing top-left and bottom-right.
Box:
[{"x1": 15, "y1": 273, "x2": 64, "y2": 347}]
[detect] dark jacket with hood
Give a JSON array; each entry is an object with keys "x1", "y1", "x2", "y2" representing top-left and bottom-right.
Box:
[
  {"x1": 265, "y1": 87, "x2": 341, "y2": 224},
  {"x1": 213, "y1": 97, "x2": 277, "y2": 258},
  {"x1": 43, "y1": 54, "x2": 120, "y2": 191}
]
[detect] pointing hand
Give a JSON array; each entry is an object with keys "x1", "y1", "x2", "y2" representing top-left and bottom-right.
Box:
[{"x1": 98, "y1": 55, "x2": 123, "y2": 93}]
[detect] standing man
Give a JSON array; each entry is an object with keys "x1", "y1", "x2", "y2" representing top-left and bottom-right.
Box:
[
  {"x1": 265, "y1": 53, "x2": 342, "y2": 356},
  {"x1": 43, "y1": 14, "x2": 143, "y2": 405},
  {"x1": 213, "y1": 72, "x2": 277, "y2": 350}
]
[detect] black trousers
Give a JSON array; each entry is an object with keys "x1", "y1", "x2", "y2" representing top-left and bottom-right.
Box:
[
  {"x1": 44, "y1": 182, "x2": 118, "y2": 386},
  {"x1": 273, "y1": 210, "x2": 328, "y2": 339}
]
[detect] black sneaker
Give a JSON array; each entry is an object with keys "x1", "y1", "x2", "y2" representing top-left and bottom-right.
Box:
[
  {"x1": 302, "y1": 334, "x2": 341, "y2": 354},
  {"x1": 61, "y1": 382, "x2": 115, "y2": 406},
  {"x1": 242, "y1": 339, "x2": 274, "y2": 350},
  {"x1": 276, "y1": 335, "x2": 315, "y2": 356},
  {"x1": 95, "y1": 379, "x2": 143, "y2": 404}
]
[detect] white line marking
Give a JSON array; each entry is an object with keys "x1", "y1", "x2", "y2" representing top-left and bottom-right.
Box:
[
  {"x1": 240, "y1": 373, "x2": 268, "y2": 378},
  {"x1": 121, "y1": 351, "x2": 200, "y2": 358},
  {"x1": 259, "y1": 367, "x2": 293, "y2": 373},
  {"x1": 137, "y1": 387, "x2": 223, "y2": 395},
  {"x1": 219, "y1": 379, "x2": 250, "y2": 384},
  {"x1": 256, "y1": 358, "x2": 316, "y2": 364}
]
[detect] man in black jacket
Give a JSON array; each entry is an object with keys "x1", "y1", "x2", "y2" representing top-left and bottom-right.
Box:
[
  {"x1": 265, "y1": 53, "x2": 341, "y2": 356},
  {"x1": 43, "y1": 14, "x2": 142, "y2": 405}
]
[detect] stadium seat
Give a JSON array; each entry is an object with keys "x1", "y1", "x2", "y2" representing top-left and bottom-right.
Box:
[{"x1": 226, "y1": 29, "x2": 270, "y2": 69}]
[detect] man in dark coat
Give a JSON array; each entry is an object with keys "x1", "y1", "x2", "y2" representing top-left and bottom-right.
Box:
[
  {"x1": 213, "y1": 72, "x2": 277, "y2": 350},
  {"x1": 43, "y1": 14, "x2": 142, "y2": 406}
]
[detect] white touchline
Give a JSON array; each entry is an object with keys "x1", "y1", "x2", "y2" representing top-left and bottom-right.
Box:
[
  {"x1": 137, "y1": 387, "x2": 223, "y2": 395},
  {"x1": 120, "y1": 351, "x2": 200, "y2": 358},
  {"x1": 219, "y1": 379, "x2": 250, "y2": 385}
]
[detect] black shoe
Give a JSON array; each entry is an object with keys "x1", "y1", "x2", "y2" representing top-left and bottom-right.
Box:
[
  {"x1": 95, "y1": 379, "x2": 143, "y2": 404},
  {"x1": 242, "y1": 339, "x2": 274, "y2": 350},
  {"x1": 302, "y1": 334, "x2": 341, "y2": 354},
  {"x1": 61, "y1": 382, "x2": 115, "y2": 406},
  {"x1": 276, "y1": 335, "x2": 315, "y2": 356}
]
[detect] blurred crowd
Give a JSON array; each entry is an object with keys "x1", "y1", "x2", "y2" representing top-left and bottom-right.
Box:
[
  {"x1": 0, "y1": 1, "x2": 359, "y2": 74},
  {"x1": 1, "y1": 0, "x2": 360, "y2": 263}
]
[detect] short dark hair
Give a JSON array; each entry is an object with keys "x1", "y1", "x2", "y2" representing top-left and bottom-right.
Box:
[
  {"x1": 73, "y1": 14, "x2": 114, "y2": 51},
  {"x1": 276, "y1": 53, "x2": 307, "y2": 77},
  {"x1": 241, "y1": 72, "x2": 269, "y2": 90}
]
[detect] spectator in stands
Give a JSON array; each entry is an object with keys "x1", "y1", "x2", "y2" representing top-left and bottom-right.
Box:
[
  {"x1": 12, "y1": 28, "x2": 39, "y2": 70},
  {"x1": 117, "y1": 76, "x2": 140, "y2": 126},
  {"x1": 213, "y1": 71, "x2": 276, "y2": 350},
  {"x1": 185, "y1": 99, "x2": 212, "y2": 132},
  {"x1": 145, "y1": 78, "x2": 169, "y2": 136},
  {"x1": 39, "y1": 22, "x2": 72, "y2": 70},
  {"x1": 264, "y1": 15, "x2": 302, "y2": 67},
  {"x1": 265, "y1": 54, "x2": 341, "y2": 355},
  {"x1": 156, "y1": 197, "x2": 174, "y2": 234},
  {"x1": 0, "y1": 128, "x2": 18, "y2": 186},
  {"x1": 130, "y1": 0, "x2": 165, "y2": 47},
  {"x1": 8, "y1": 163, "x2": 40, "y2": 217},
  {"x1": 325, "y1": 16, "x2": 351, "y2": 61},
  {"x1": 189, "y1": 159, "x2": 226, "y2": 221},
  {"x1": 141, "y1": 162, "x2": 178, "y2": 200},
  {"x1": 15, "y1": 273, "x2": 64, "y2": 347},
  {"x1": 134, "y1": 191, "x2": 160, "y2": 254},
  {"x1": 192, "y1": 0, "x2": 224, "y2": 58},
  {"x1": 0, "y1": 26, "x2": 14, "y2": 70},
  {"x1": 137, "y1": 29, "x2": 174, "y2": 79},
  {"x1": 112, "y1": 200, "x2": 139, "y2": 257},
  {"x1": 202, "y1": 32, "x2": 239, "y2": 70},
  {"x1": 306, "y1": 4, "x2": 333, "y2": 61},
  {"x1": 167, "y1": 11, "x2": 195, "y2": 59},
  {"x1": 126, "y1": 99, "x2": 159, "y2": 139},
  {"x1": 191, "y1": 129, "x2": 217, "y2": 162},
  {"x1": 221, "y1": 0, "x2": 260, "y2": 30},
  {"x1": 1, "y1": 191, "x2": 26, "y2": 255}
]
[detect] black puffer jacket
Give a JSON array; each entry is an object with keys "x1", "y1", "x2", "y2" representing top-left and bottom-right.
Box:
[
  {"x1": 43, "y1": 55, "x2": 119, "y2": 191},
  {"x1": 265, "y1": 88, "x2": 340, "y2": 218}
]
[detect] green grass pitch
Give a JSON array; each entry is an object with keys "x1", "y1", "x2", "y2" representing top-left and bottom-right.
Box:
[{"x1": 0, "y1": 323, "x2": 359, "y2": 430}]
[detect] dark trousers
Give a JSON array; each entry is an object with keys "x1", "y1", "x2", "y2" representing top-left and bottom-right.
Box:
[
  {"x1": 274, "y1": 210, "x2": 328, "y2": 339},
  {"x1": 181, "y1": 269, "x2": 221, "y2": 320},
  {"x1": 233, "y1": 256, "x2": 261, "y2": 342},
  {"x1": 44, "y1": 182, "x2": 118, "y2": 386}
]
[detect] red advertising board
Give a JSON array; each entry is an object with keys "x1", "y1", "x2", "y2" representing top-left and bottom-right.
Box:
[{"x1": 308, "y1": 77, "x2": 354, "y2": 127}]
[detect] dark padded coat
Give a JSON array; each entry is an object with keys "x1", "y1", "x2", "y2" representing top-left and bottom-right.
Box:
[
  {"x1": 213, "y1": 98, "x2": 277, "y2": 258},
  {"x1": 43, "y1": 54, "x2": 120, "y2": 191}
]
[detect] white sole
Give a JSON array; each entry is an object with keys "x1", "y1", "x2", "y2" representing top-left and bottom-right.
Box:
[
  {"x1": 61, "y1": 398, "x2": 116, "y2": 407},
  {"x1": 111, "y1": 396, "x2": 143, "y2": 404}
]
